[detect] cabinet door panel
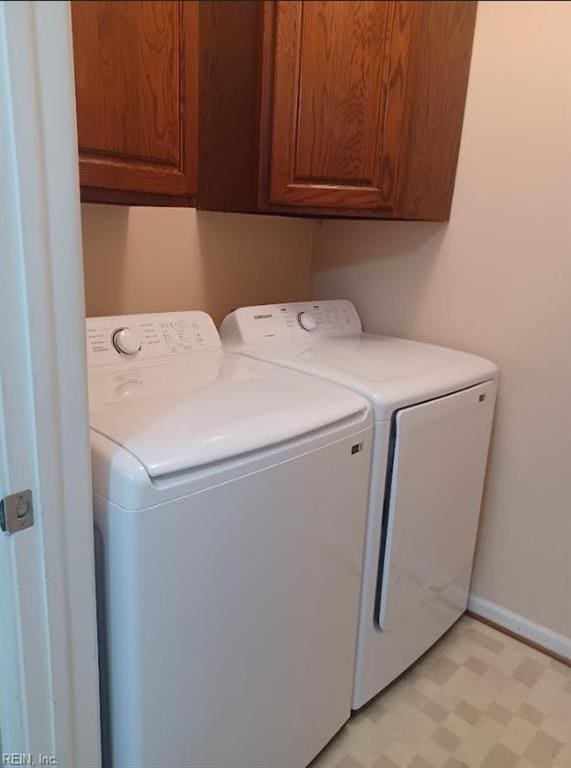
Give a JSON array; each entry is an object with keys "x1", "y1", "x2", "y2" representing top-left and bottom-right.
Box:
[
  {"x1": 72, "y1": 1, "x2": 197, "y2": 199},
  {"x1": 270, "y1": 1, "x2": 414, "y2": 210},
  {"x1": 294, "y1": 2, "x2": 389, "y2": 186}
]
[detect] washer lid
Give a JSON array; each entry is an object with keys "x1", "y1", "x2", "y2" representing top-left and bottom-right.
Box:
[
  {"x1": 88, "y1": 351, "x2": 368, "y2": 478},
  {"x1": 226, "y1": 336, "x2": 498, "y2": 420}
]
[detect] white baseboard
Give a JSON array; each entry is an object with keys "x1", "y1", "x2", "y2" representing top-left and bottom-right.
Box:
[{"x1": 468, "y1": 594, "x2": 571, "y2": 662}]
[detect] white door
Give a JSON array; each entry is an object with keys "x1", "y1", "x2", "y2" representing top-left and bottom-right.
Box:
[
  {"x1": 377, "y1": 381, "x2": 496, "y2": 631},
  {"x1": 0, "y1": 2, "x2": 101, "y2": 766}
]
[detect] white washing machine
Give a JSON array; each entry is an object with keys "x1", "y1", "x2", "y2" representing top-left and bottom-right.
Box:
[
  {"x1": 86, "y1": 310, "x2": 373, "y2": 768},
  {"x1": 221, "y1": 300, "x2": 498, "y2": 709}
]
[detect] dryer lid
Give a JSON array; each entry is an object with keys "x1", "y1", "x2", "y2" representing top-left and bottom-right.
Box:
[
  {"x1": 88, "y1": 352, "x2": 368, "y2": 478},
  {"x1": 223, "y1": 322, "x2": 498, "y2": 421},
  {"x1": 220, "y1": 302, "x2": 498, "y2": 420}
]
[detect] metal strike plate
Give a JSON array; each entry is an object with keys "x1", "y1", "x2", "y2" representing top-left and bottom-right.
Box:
[{"x1": 0, "y1": 489, "x2": 34, "y2": 534}]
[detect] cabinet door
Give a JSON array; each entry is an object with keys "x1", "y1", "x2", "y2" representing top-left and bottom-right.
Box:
[
  {"x1": 269, "y1": 1, "x2": 414, "y2": 211},
  {"x1": 71, "y1": 1, "x2": 197, "y2": 202}
]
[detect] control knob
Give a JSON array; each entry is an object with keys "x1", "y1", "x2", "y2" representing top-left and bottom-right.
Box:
[
  {"x1": 297, "y1": 312, "x2": 318, "y2": 332},
  {"x1": 112, "y1": 327, "x2": 142, "y2": 355}
]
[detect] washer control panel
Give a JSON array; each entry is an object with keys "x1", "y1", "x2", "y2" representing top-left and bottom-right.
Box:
[
  {"x1": 86, "y1": 311, "x2": 221, "y2": 368},
  {"x1": 221, "y1": 300, "x2": 362, "y2": 346}
]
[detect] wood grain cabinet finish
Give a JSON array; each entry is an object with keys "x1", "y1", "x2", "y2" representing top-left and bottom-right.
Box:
[
  {"x1": 270, "y1": 1, "x2": 412, "y2": 211},
  {"x1": 71, "y1": 1, "x2": 197, "y2": 205},
  {"x1": 199, "y1": 0, "x2": 477, "y2": 221}
]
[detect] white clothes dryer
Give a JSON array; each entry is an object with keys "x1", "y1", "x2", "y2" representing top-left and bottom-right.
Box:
[
  {"x1": 221, "y1": 300, "x2": 498, "y2": 709},
  {"x1": 87, "y1": 310, "x2": 372, "y2": 767}
]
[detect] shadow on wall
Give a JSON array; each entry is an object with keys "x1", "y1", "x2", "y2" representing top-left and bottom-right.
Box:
[
  {"x1": 82, "y1": 204, "x2": 130, "y2": 317},
  {"x1": 313, "y1": 220, "x2": 447, "y2": 341},
  {"x1": 313, "y1": 220, "x2": 445, "y2": 271},
  {"x1": 195, "y1": 210, "x2": 313, "y2": 324},
  {"x1": 81, "y1": 204, "x2": 314, "y2": 322}
]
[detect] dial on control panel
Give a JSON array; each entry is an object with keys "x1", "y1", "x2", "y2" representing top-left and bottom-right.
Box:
[
  {"x1": 112, "y1": 327, "x2": 143, "y2": 355},
  {"x1": 297, "y1": 312, "x2": 317, "y2": 332}
]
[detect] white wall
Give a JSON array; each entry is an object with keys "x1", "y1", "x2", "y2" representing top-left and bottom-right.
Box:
[
  {"x1": 312, "y1": 2, "x2": 571, "y2": 642},
  {"x1": 82, "y1": 205, "x2": 313, "y2": 324}
]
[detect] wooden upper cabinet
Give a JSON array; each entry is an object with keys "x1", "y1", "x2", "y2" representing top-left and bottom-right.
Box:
[
  {"x1": 71, "y1": 0, "x2": 476, "y2": 217},
  {"x1": 270, "y1": 1, "x2": 412, "y2": 211},
  {"x1": 199, "y1": 0, "x2": 477, "y2": 221},
  {"x1": 71, "y1": 1, "x2": 197, "y2": 205}
]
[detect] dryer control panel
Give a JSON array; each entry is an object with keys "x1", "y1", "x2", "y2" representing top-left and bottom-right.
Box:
[
  {"x1": 86, "y1": 311, "x2": 221, "y2": 368},
  {"x1": 220, "y1": 300, "x2": 362, "y2": 347}
]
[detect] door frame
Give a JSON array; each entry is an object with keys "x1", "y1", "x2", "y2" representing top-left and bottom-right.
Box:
[{"x1": 0, "y1": 2, "x2": 101, "y2": 765}]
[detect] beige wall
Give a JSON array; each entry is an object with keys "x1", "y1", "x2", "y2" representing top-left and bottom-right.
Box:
[
  {"x1": 82, "y1": 205, "x2": 313, "y2": 324},
  {"x1": 312, "y1": 2, "x2": 571, "y2": 638}
]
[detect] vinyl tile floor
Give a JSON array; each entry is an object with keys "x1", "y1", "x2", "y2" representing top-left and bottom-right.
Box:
[{"x1": 311, "y1": 616, "x2": 571, "y2": 768}]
